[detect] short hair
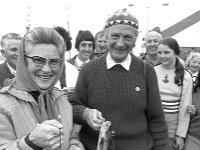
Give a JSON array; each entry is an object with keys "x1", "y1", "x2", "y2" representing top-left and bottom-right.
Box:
[
  {"x1": 23, "y1": 27, "x2": 65, "y2": 57},
  {"x1": 75, "y1": 30, "x2": 95, "y2": 50},
  {"x1": 94, "y1": 30, "x2": 106, "y2": 41},
  {"x1": 1, "y1": 33, "x2": 22, "y2": 48},
  {"x1": 143, "y1": 30, "x2": 162, "y2": 42},
  {"x1": 54, "y1": 26, "x2": 72, "y2": 51}
]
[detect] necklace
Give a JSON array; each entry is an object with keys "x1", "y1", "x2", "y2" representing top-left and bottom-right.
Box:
[{"x1": 163, "y1": 74, "x2": 169, "y2": 83}]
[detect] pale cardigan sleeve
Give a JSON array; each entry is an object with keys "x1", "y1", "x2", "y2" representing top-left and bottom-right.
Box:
[{"x1": 176, "y1": 71, "x2": 193, "y2": 138}]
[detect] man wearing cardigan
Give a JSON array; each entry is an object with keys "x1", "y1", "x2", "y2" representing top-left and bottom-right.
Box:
[{"x1": 70, "y1": 9, "x2": 168, "y2": 150}]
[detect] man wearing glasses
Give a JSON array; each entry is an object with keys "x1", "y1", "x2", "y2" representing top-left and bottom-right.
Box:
[{"x1": 0, "y1": 33, "x2": 22, "y2": 89}]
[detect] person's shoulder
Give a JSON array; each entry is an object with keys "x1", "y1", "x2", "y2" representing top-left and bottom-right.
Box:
[
  {"x1": 65, "y1": 61, "x2": 78, "y2": 72},
  {"x1": 85, "y1": 55, "x2": 106, "y2": 69},
  {"x1": 52, "y1": 88, "x2": 71, "y2": 104},
  {"x1": 139, "y1": 53, "x2": 147, "y2": 60},
  {"x1": 0, "y1": 86, "x2": 18, "y2": 111},
  {"x1": 0, "y1": 62, "x2": 7, "y2": 70},
  {"x1": 184, "y1": 70, "x2": 193, "y2": 80},
  {"x1": 67, "y1": 55, "x2": 77, "y2": 64},
  {"x1": 154, "y1": 64, "x2": 162, "y2": 69}
]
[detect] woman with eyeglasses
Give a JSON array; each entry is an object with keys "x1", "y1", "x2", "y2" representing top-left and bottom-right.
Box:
[{"x1": 0, "y1": 27, "x2": 83, "y2": 150}]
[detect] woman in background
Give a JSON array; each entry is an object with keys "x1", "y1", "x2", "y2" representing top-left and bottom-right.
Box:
[
  {"x1": 154, "y1": 37, "x2": 193, "y2": 150},
  {"x1": 184, "y1": 52, "x2": 200, "y2": 150},
  {"x1": 185, "y1": 51, "x2": 200, "y2": 85}
]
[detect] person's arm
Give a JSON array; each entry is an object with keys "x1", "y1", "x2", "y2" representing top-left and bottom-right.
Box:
[
  {"x1": 70, "y1": 65, "x2": 105, "y2": 129},
  {"x1": 175, "y1": 71, "x2": 193, "y2": 150},
  {"x1": 0, "y1": 110, "x2": 65, "y2": 150},
  {"x1": 145, "y1": 63, "x2": 168, "y2": 150},
  {"x1": 176, "y1": 71, "x2": 193, "y2": 138},
  {"x1": 70, "y1": 67, "x2": 90, "y2": 125},
  {"x1": 0, "y1": 112, "x2": 34, "y2": 150}
]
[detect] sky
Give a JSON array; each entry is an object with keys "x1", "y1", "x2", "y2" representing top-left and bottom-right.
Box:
[{"x1": 0, "y1": 0, "x2": 199, "y2": 56}]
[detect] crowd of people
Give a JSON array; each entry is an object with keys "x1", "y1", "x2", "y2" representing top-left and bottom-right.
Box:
[{"x1": 0, "y1": 8, "x2": 200, "y2": 150}]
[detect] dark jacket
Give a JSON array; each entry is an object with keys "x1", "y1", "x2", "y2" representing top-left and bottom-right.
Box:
[
  {"x1": 67, "y1": 55, "x2": 77, "y2": 66},
  {"x1": 0, "y1": 62, "x2": 15, "y2": 89}
]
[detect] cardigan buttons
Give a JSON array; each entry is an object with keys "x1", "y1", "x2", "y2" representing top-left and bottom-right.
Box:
[{"x1": 135, "y1": 87, "x2": 140, "y2": 91}]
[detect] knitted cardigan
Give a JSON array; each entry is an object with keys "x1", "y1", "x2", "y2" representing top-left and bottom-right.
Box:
[{"x1": 71, "y1": 54, "x2": 168, "y2": 150}]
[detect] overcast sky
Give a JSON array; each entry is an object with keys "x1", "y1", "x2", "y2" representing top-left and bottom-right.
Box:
[{"x1": 0, "y1": 0, "x2": 199, "y2": 55}]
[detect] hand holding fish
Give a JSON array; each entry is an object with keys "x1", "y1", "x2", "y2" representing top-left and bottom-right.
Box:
[{"x1": 83, "y1": 108, "x2": 105, "y2": 130}]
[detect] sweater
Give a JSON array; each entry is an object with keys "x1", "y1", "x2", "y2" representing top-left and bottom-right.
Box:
[
  {"x1": 71, "y1": 54, "x2": 168, "y2": 150},
  {"x1": 154, "y1": 65, "x2": 193, "y2": 138},
  {"x1": 154, "y1": 66, "x2": 181, "y2": 138}
]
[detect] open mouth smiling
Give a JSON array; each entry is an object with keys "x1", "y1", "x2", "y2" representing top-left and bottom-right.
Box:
[{"x1": 37, "y1": 75, "x2": 53, "y2": 80}]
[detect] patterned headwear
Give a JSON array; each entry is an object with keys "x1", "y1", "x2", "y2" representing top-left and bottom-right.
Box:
[{"x1": 104, "y1": 9, "x2": 139, "y2": 29}]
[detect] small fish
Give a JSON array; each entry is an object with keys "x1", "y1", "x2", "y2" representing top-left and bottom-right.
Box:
[{"x1": 97, "y1": 121, "x2": 115, "y2": 150}]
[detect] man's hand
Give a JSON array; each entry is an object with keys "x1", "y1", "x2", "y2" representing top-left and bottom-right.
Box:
[{"x1": 83, "y1": 108, "x2": 105, "y2": 130}]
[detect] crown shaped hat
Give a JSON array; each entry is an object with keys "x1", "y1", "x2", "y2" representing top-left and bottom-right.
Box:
[{"x1": 104, "y1": 9, "x2": 139, "y2": 29}]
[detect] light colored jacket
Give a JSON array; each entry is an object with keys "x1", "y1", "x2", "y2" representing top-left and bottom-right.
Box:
[
  {"x1": 0, "y1": 86, "x2": 72, "y2": 150},
  {"x1": 176, "y1": 70, "x2": 193, "y2": 138}
]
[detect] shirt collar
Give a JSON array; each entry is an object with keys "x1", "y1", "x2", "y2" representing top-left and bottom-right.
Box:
[
  {"x1": 75, "y1": 55, "x2": 90, "y2": 68},
  {"x1": 188, "y1": 70, "x2": 198, "y2": 77},
  {"x1": 6, "y1": 62, "x2": 16, "y2": 75},
  {"x1": 106, "y1": 52, "x2": 131, "y2": 71}
]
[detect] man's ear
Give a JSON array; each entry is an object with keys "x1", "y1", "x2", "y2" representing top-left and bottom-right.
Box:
[{"x1": 1, "y1": 49, "x2": 6, "y2": 57}]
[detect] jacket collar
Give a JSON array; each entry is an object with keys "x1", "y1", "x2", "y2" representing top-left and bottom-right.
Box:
[{"x1": 0, "y1": 86, "x2": 63, "y2": 104}]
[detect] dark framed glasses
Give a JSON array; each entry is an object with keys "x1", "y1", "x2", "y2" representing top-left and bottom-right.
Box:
[{"x1": 25, "y1": 55, "x2": 62, "y2": 68}]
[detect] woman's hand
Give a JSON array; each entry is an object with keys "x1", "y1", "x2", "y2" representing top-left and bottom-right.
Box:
[
  {"x1": 187, "y1": 105, "x2": 196, "y2": 116},
  {"x1": 29, "y1": 120, "x2": 63, "y2": 150},
  {"x1": 83, "y1": 108, "x2": 105, "y2": 131},
  {"x1": 175, "y1": 136, "x2": 184, "y2": 150}
]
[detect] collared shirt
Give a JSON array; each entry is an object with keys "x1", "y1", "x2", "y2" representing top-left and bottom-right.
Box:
[
  {"x1": 141, "y1": 53, "x2": 161, "y2": 66},
  {"x1": 106, "y1": 52, "x2": 131, "y2": 71},
  {"x1": 74, "y1": 55, "x2": 90, "y2": 70},
  {"x1": 55, "y1": 61, "x2": 79, "y2": 89},
  {"x1": 6, "y1": 62, "x2": 16, "y2": 75},
  {"x1": 188, "y1": 70, "x2": 198, "y2": 84}
]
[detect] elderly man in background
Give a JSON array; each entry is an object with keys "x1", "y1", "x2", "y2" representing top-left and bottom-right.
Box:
[
  {"x1": 0, "y1": 33, "x2": 22, "y2": 89},
  {"x1": 141, "y1": 30, "x2": 162, "y2": 66},
  {"x1": 90, "y1": 29, "x2": 108, "y2": 59}
]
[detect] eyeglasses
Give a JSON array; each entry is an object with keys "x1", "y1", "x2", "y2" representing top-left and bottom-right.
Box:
[{"x1": 24, "y1": 55, "x2": 62, "y2": 68}]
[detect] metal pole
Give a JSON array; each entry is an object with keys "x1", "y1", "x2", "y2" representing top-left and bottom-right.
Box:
[{"x1": 146, "y1": 6, "x2": 149, "y2": 33}]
